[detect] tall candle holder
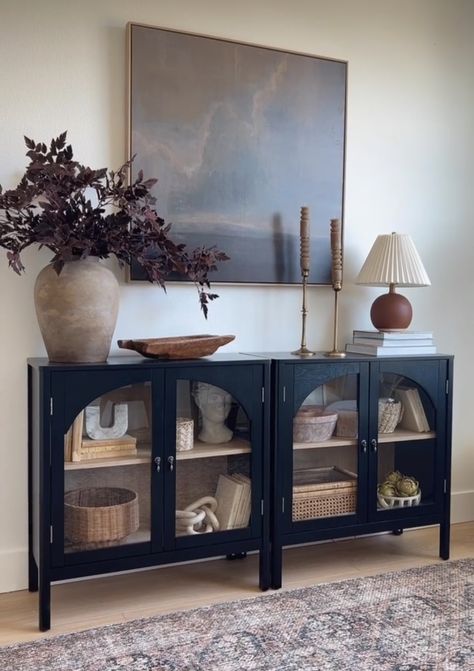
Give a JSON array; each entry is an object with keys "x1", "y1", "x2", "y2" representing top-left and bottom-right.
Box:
[
  {"x1": 326, "y1": 218, "x2": 346, "y2": 358},
  {"x1": 292, "y1": 206, "x2": 316, "y2": 357}
]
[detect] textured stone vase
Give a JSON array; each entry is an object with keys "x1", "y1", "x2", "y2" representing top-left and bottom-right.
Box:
[{"x1": 34, "y1": 258, "x2": 119, "y2": 363}]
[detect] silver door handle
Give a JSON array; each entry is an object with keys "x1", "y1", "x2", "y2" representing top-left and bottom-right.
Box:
[
  {"x1": 371, "y1": 438, "x2": 378, "y2": 453},
  {"x1": 168, "y1": 455, "x2": 175, "y2": 472},
  {"x1": 360, "y1": 439, "x2": 367, "y2": 453},
  {"x1": 154, "y1": 456, "x2": 161, "y2": 473}
]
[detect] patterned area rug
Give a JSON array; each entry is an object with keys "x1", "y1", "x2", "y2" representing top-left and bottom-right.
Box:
[{"x1": 1, "y1": 559, "x2": 473, "y2": 670}]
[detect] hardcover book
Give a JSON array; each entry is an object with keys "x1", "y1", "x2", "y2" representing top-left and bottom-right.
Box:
[
  {"x1": 346, "y1": 343, "x2": 437, "y2": 356},
  {"x1": 393, "y1": 387, "x2": 430, "y2": 432},
  {"x1": 353, "y1": 330, "x2": 433, "y2": 340},
  {"x1": 215, "y1": 474, "x2": 245, "y2": 530}
]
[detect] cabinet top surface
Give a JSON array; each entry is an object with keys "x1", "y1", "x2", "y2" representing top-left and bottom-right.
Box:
[
  {"x1": 27, "y1": 351, "x2": 453, "y2": 370},
  {"x1": 27, "y1": 353, "x2": 270, "y2": 370},
  {"x1": 244, "y1": 352, "x2": 454, "y2": 362}
]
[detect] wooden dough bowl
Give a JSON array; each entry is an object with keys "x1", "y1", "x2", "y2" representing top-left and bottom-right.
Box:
[{"x1": 117, "y1": 334, "x2": 235, "y2": 359}]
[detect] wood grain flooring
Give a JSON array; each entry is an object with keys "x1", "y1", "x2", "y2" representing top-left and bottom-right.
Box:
[{"x1": 1, "y1": 522, "x2": 473, "y2": 646}]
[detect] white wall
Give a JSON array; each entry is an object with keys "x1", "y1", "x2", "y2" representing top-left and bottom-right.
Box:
[{"x1": 1, "y1": 0, "x2": 473, "y2": 592}]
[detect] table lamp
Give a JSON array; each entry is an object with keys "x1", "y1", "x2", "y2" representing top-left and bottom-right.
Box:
[{"x1": 355, "y1": 232, "x2": 431, "y2": 331}]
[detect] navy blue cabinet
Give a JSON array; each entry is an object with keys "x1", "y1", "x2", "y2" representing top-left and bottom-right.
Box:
[
  {"x1": 27, "y1": 351, "x2": 453, "y2": 629},
  {"x1": 270, "y1": 353, "x2": 453, "y2": 588},
  {"x1": 28, "y1": 355, "x2": 271, "y2": 631}
]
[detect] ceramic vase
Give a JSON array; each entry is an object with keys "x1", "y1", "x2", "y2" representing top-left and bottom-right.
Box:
[{"x1": 34, "y1": 257, "x2": 119, "y2": 363}]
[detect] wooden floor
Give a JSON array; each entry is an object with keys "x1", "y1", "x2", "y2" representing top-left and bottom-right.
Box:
[{"x1": 1, "y1": 522, "x2": 473, "y2": 646}]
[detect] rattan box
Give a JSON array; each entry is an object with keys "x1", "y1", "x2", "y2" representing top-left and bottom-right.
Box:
[
  {"x1": 64, "y1": 487, "x2": 139, "y2": 544},
  {"x1": 293, "y1": 467, "x2": 357, "y2": 520}
]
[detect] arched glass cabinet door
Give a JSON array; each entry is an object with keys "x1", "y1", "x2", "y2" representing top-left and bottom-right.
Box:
[
  {"x1": 291, "y1": 372, "x2": 362, "y2": 526},
  {"x1": 61, "y1": 379, "x2": 153, "y2": 557},
  {"x1": 173, "y1": 379, "x2": 253, "y2": 541},
  {"x1": 371, "y1": 365, "x2": 442, "y2": 520}
]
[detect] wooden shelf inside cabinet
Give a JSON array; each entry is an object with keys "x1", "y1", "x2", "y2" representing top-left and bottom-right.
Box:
[
  {"x1": 293, "y1": 437, "x2": 357, "y2": 451},
  {"x1": 293, "y1": 430, "x2": 435, "y2": 451},
  {"x1": 378, "y1": 430, "x2": 436, "y2": 443},
  {"x1": 64, "y1": 448, "x2": 152, "y2": 470},
  {"x1": 176, "y1": 437, "x2": 251, "y2": 460}
]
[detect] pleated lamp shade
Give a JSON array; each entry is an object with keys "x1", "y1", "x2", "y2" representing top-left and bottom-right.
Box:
[
  {"x1": 356, "y1": 233, "x2": 431, "y2": 287},
  {"x1": 356, "y1": 233, "x2": 430, "y2": 331}
]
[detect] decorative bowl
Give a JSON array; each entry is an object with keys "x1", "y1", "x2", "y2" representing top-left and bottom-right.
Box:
[
  {"x1": 293, "y1": 406, "x2": 338, "y2": 443},
  {"x1": 377, "y1": 487, "x2": 421, "y2": 509},
  {"x1": 117, "y1": 334, "x2": 235, "y2": 359}
]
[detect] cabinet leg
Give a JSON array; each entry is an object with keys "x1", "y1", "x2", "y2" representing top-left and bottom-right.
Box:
[
  {"x1": 39, "y1": 574, "x2": 51, "y2": 632},
  {"x1": 259, "y1": 546, "x2": 270, "y2": 591},
  {"x1": 439, "y1": 522, "x2": 450, "y2": 560},
  {"x1": 28, "y1": 553, "x2": 38, "y2": 593},
  {"x1": 392, "y1": 529, "x2": 404, "y2": 536},
  {"x1": 271, "y1": 542, "x2": 282, "y2": 590}
]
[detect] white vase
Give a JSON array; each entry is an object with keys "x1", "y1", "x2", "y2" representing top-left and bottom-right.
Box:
[{"x1": 34, "y1": 258, "x2": 119, "y2": 363}]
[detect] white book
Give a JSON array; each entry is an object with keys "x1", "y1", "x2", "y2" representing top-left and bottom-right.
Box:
[
  {"x1": 353, "y1": 337, "x2": 434, "y2": 348},
  {"x1": 346, "y1": 343, "x2": 437, "y2": 356},
  {"x1": 230, "y1": 474, "x2": 251, "y2": 528},
  {"x1": 214, "y1": 475, "x2": 244, "y2": 530},
  {"x1": 393, "y1": 387, "x2": 430, "y2": 432},
  {"x1": 353, "y1": 330, "x2": 433, "y2": 340}
]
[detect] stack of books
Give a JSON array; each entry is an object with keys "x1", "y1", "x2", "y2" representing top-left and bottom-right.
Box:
[
  {"x1": 346, "y1": 330, "x2": 436, "y2": 356},
  {"x1": 64, "y1": 410, "x2": 137, "y2": 462},
  {"x1": 214, "y1": 473, "x2": 251, "y2": 530}
]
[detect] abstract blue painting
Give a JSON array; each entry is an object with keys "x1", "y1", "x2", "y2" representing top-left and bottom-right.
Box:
[{"x1": 128, "y1": 24, "x2": 347, "y2": 284}]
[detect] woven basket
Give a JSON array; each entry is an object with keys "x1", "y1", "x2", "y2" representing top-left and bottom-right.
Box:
[
  {"x1": 293, "y1": 467, "x2": 357, "y2": 520},
  {"x1": 293, "y1": 485, "x2": 357, "y2": 520},
  {"x1": 176, "y1": 417, "x2": 194, "y2": 452},
  {"x1": 378, "y1": 398, "x2": 403, "y2": 433},
  {"x1": 64, "y1": 487, "x2": 139, "y2": 543}
]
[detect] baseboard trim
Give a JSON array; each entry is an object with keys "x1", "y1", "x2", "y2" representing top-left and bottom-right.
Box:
[
  {"x1": 451, "y1": 490, "x2": 474, "y2": 524},
  {"x1": 0, "y1": 549, "x2": 27, "y2": 593}
]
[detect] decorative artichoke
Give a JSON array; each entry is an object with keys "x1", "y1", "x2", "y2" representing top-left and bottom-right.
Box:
[
  {"x1": 378, "y1": 482, "x2": 398, "y2": 497},
  {"x1": 385, "y1": 470, "x2": 403, "y2": 485},
  {"x1": 396, "y1": 477, "x2": 419, "y2": 497}
]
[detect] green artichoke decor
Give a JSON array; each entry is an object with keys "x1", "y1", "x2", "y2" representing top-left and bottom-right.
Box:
[{"x1": 378, "y1": 471, "x2": 420, "y2": 498}]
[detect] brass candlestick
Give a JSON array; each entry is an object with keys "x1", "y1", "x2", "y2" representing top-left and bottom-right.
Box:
[
  {"x1": 292, "y1": 207, "x2": 316, "y2": 357},
  {"x1": 327, "y1": 218, "x2": 346, "y2": 357}
]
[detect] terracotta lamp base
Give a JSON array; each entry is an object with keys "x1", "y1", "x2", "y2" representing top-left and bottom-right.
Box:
[{"x1": 370, "y1": 291, "x2": 413, "y2": 331}]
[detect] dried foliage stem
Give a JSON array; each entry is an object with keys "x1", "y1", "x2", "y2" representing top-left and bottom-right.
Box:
[{"x1": 0, "y1": 133, "x2": 229, "y2": 317}]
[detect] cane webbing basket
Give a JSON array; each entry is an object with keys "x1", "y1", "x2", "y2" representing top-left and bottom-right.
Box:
[
  {"x1": 64, "y1": 487, "x2": 139, "y2": 543},
  {"x1": 292, "y1": 467, "x2": 357, "y2": 521}
]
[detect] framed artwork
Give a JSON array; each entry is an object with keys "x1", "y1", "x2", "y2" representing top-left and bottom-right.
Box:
[{"x1": 128, "y1": 23, "x2": 347, "y2": 284}]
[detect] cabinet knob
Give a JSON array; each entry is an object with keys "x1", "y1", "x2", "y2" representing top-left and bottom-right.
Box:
[
  {"x1": 371, "y1": 438, "x2": 378, "y2": 453},
  {"x1": 154, "y1": 456, "x2": 161, "y2": 473},
  {"x1": 168, "y1": 455, "x2": 175, "y2": 472},
  {"x1": 360, "y1": 439, "x2": 367, "y2": 453}
]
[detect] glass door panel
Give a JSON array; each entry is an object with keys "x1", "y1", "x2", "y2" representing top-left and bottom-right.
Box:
[
  {"x1": 63, "y1": 382, "x2": 152, "y2": 553},
  {"x1": 292, "y1": 374, "x2": 359, "y2": 522},
  {"x1": 376, "y1": 373, "x2": 436, "y2": 512},
  {"x1": 175, "y1": 380, "x2": 251, "y2": 538}
]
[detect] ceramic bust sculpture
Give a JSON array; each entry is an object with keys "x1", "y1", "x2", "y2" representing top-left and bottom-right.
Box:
[{"x1": 192, "y1": 382, "x2": 233, "y2": 444}]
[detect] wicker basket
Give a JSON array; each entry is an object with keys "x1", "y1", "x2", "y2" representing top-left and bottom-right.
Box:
[
  {"x1": 293, "y1": 406, "x2": 338, "y2": 443},
  {"x1": 64, "y1": 487, "x2": 139, "y2": 543},
  {"x1": 176, "y1": 417, "x2": 194, "y2": 451},
  {"x1": 378, "y1": 398, "x2": 403, "y2": 433},
  {"x1": 293, "y1": 467, "x2": 357, "y2": 520}
]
